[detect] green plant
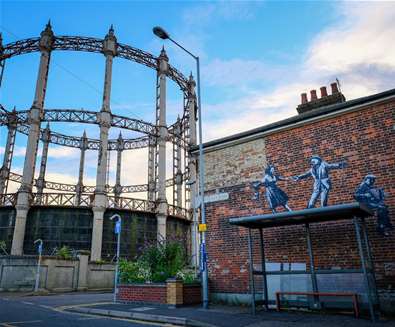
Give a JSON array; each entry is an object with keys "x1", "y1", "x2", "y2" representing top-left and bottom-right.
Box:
[
  {"x1": 118, "y1": 239, "x2": 195, "y2": 284},
  {"x1": 56, "y1": 245, "x2": 72, "y2": 259},
  {"x1": 140, "y1": 240, "x2": 187, "y2": 282},
  {"x1": 119, "y1": 259, "x2": 151, "y2": 283},
  {"x1": 176, "y1": 268, "x2": 199, "y2": 284}
]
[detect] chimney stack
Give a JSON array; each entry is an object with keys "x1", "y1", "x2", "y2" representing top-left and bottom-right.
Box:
[
  {"x1": 310, "y1": 90, "x2": 317, "y2": 101},
  {"x1": 331, "y1": 82, "x2": 339, "y2": 94},
  {"x1": 320, "y1": 86, "x2": 328, "y2": 98},
  {"x1": 301, "y1": 93, "x2": 308, "y2": 104},
  {"x1": 296, "y1": 81, "x2": 346, "y2": 114}
]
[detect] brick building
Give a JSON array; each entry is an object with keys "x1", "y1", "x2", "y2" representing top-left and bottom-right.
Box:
[{"x1": 193, "y1": 85, "x2": 395, "y2": 313}]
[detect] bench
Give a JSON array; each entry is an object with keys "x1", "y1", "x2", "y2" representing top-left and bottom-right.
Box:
[{"x1": 275, "y1": 291, "x2": 359, "y2": 318}]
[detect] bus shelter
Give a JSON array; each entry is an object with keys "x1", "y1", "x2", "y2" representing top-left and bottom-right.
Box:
[{"x1": 229, "y1": 203, "x2": 379, "y2": 321}]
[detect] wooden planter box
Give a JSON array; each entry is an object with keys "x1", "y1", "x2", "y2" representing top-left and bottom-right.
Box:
[{"x1": 118, "y1": 279, "x2": 202, "y2": 306}]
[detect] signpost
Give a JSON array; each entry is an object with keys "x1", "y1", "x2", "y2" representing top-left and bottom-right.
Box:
[
  {"x1": 110, "y1": 214, "x2": 122, "y2": 303},
  {"x1": 34, "y1": 239, "x2": 43, "y2": 292}
]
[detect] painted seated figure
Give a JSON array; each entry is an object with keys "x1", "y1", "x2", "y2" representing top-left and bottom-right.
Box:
[{"x1": 354, "y1": 174, "x2": 393, "y2": 236}]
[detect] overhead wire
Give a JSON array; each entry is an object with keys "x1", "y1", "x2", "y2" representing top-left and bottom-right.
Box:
[{"x1": 0, "y1": 25, "x2": 149, "y2": 123}]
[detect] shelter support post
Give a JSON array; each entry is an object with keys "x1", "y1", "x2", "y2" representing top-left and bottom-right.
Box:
[
  {"x1": 305, "y1": 223, "x2": 320, "y2": 309},
  {"x1": 360, "y1": 218, "x2": 380, "y2": 307},
  {"x1": 156, "y1": 48, "x2": 169, "y2": 242},
  {"x1": 259, "y1": 228, "x2": 269, "y2": 310},
  {"x1": 353, "y1": 216, "x2": 377, "y2": 322},
  {"x1": 248, "y1": 228, "x2": 256, "y2": 315}
]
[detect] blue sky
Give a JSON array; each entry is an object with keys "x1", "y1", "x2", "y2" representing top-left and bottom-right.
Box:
[{"x1": 1, "y1": 1, "x2": 394, "y2": 194}]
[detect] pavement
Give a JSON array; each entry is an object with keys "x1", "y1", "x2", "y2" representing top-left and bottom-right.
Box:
[
  {"x1": 64, "y1": 299, "x2": 395, "y2": 327},
  {"x1": 1, "y1": 292, "x2": 395, "y2": 327},
  {"x1": 0, "y1": 292, "x2": 159, "y2": 326}
]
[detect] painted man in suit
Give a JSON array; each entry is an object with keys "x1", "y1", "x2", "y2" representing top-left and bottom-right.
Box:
[{"x1": 293, "y1": 155, "x2": 347, "y2": 208}]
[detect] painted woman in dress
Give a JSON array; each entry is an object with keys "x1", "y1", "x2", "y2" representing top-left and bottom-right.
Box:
[{"x1": 251, "y1": 164, "x2": 292, "y2": 213}]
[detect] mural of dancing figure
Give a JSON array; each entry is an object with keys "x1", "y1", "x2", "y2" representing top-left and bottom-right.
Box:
[
  {"x1": 355, "y1": 174, "x2": 393, "y2": 236},
  {"x1": 293, "y1": 155, "x2": 347, "y2": 208},
  {"x1": 251, "y1": 164, "x2": 292, "y2": 214}
]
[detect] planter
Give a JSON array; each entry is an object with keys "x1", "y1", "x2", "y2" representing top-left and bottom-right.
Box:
[
  {"x1": 118, "y1": 280, "x2": 202, "y2": 306},
  {"x1": 118, "y1": 283, "x2": 167, "y2": 304},
  {"x1": 183, "y1": 283, "x2": 202, "y2": 305}
]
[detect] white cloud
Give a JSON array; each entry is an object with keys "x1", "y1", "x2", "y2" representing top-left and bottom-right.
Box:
[
  {"x1": 202, "y1": 58, "x2": 285, "y2": 88},
  {"x1": 201, "y1": 1, "x2": 395, "y2": 141},
  {"x1": 47, "y1": 146, "x2": 79, "y2": 159},
  {"x1": 306, "y1": 2, "x2": 395, "y2": 74}
]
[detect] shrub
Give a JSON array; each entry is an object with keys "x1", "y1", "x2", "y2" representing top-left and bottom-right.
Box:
[
  {"x1": 119, "y1": 259, "x2": 151, "y2": 283},
  {"x1": 176, "y1": 268, "x2": 199, "y2": 284},
  {"x1": 119, "y1": 239, "x2": 196, "y2": 284},
  {"x1": 56, "y1": 246, "x2": 72, "y2": 260}
]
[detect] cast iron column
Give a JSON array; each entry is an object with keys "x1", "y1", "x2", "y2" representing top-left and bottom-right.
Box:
[
  {"x1": 11, "y1": 22, "x2": 53, "y2": 255},
  {"x1": 36, "y1": 123, "x2": 51, "y2": 198},
  {"x1": 91, "y1": 25, "x2": 116, "y2": 261},
  {"x1": 114, "y1": 132, "x2": 123, "y2": 207},
  {"x1": 175, "y1": 118, "x2": 183, "y2": 208},
  {"x1": 75, "y1": 130, "x2": 87, "y2": 206},
  {"x1": 0, "y1": 108, "x2": 17, "y2": 195}
]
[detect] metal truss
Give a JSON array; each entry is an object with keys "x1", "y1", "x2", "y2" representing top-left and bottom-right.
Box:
[
  {"x1": 7, "y1": 169, "x2": 178, "y2": 194},
  {"x1": 0, "y1": 193, "x2": 17, "y2": 206},
  {"x1": 28, "y1": 192, "x2": 166, "y2": 216},
  {"x1": 1, "y1": 36, "x2": 189, "y2": 94},
  {"x1": 168, "y1": 204, "x2": 190, "y2": 220},
  {"x1": 107, "y1": 195, "x2": 155, "y2": 212},
  {"x1": 31, "y1": 192, "x2": 91, "y2": 207},
  {"x1": 0, "y1": 108, "x2": 159, "y2": 150},
  {"x1": 0, "y1": 34, "x2": 193, "y2": 220},
  {"x1": 111, "y1": 113, "x2": 156, "y2": 135},
  {"x1": 183, "y1": 95, "x2": 191, "y2": 210}
]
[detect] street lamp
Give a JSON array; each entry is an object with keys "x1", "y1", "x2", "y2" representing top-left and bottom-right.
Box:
[
  {"x1": 153, "y1": 26, "x2": 208, "y2": 309},
  {"x1": 34, "y1": 238, "x2": 43, "y2": 293},
  {"x1": 110, "y1": 214, "x2": 122, "y2": 303}
]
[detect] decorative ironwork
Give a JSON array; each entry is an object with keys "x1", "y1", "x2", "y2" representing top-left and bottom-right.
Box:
[
  {"x1": 1, "y1": 36, "x2": 189, "y2": 94},
  {"x1": 0, "y1": 193, "x2": 17, "y2": 206},
  {"x1": 168, "y1": 204, "x2": 189, "y2": 219},
  {"x1": 0, "y1": 31, "x2": 193, "y2": 221},
  {"x1": 107, "y1": 195, "x2": 155, "y2": 212}
]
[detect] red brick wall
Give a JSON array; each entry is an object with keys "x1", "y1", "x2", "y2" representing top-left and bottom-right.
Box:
[
  {"x1": 183, "y1": 283, "x2": 202, "y2": 305},
  {"x1": 118, "y1": 284, "x2": 167, "y2": 304},
  {"x1": 206, "y1": 100, "x2": 395, "y2": 293}
]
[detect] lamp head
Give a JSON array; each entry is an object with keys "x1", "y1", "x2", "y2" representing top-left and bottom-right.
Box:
[
  {"x1": 110, "y1": 214, "x2": 121, "y2": 222},
  {"x1": 153, "y1": 26, "x2": 170, "y2": 40}
]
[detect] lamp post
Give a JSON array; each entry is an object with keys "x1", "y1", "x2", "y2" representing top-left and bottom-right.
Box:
[
  {"x1": 153, "y1": 26, "x2": 208, "y2": 309},
  {"x1": 34, "y1": 238, "x2": 43, "y2": 292},
  {"x1": 110, "y1": 214, "x2": 122, "y2": 303}
]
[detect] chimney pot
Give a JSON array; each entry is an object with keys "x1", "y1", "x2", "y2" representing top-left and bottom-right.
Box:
[
  {"x1": 320, "y1": 86, "x2": 328, "y2": 98},
  {"x1": 331, "y1": 82, "x2": 339, "y2": 94},
  {"x1": 301, "y1": 93, "x2": 308, "y2": 104},
  {"x1": 310, "y1": 89, "x2": 317, "y2": 101}
]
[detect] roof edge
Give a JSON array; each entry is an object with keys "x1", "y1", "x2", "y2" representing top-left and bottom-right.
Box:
[{"x1": 192, "y1": 87, "x2": 395, "y2": 153}]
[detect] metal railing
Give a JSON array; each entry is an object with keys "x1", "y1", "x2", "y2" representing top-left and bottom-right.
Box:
[{"x1": 0, "y1": 193, "x2": 17, "y2": 206}]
